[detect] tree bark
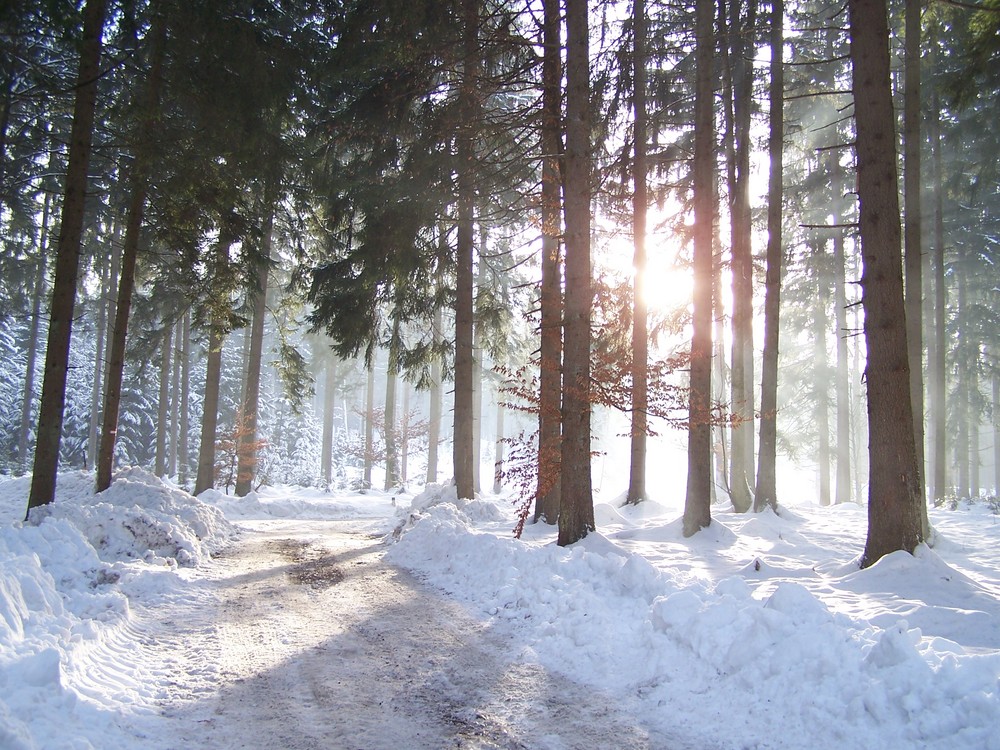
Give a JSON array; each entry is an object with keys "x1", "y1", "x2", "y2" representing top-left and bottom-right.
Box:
[
  {"x1": 557, "y1": 0, "x2": 595, "y2": 546},
  {"x1": 384, "y1": 315, "x2": 400, "y2": 491},
  {"x1": 754, "y1": 0, "x2": 783, "y2": 513},
  {"x1": 88, "y1": 242, "x2": 110, "y2": 470},
  {"x1": 534, "y1": 0, "x2": 563, "y2": 524},
  {"x1": 683, "y1": 0, "x2": 717, "y2": 537},
  {"x1": 235, "y1": 217, "x2": 271, "y2": 497},
  {"x1": 95, "y1": 7, "x2": 166, "y2": 492},
  {"x1": 627, "y1": 0, "x2": 649, "y2": 506},
  {"x1": 851, "y1": 0, "x2": 924, "y2": 567},
  {"x1": 453, "y1": 0, "x2": 478, "y2": 501},
  {"x1": 27, "y1": 0, "x2": 109, "y2": 516}
]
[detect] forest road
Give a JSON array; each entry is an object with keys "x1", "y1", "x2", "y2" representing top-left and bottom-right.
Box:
[{"x1": 133, "y1": 519, "x2": 678, "y2": 750}]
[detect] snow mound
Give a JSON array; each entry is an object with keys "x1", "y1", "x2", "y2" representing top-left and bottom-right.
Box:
[
  {"x1": 0, "y1": 469, "x2": 238, "y2": 749},
  {"x1": 388, "y1": 503, "x2": 1000, "y2": 750}
]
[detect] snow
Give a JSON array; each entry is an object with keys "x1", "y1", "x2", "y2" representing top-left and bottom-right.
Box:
[{"x1": 1, "y1": 468, "x2": 999, "y2": 749}]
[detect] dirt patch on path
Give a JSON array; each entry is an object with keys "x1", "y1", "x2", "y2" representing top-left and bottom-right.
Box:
[{"x1": 134, "y1": 520, "x2": 671, "y2": 749}]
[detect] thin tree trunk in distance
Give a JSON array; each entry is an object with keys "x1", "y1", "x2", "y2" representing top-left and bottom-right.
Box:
[
  {"x1": 971, "y1": 351, "x2": 981, "y2": 497},
  {"x1": 557, "y1": 0, "x2": 595, "y2": 546},
  {"x1": 384, "y1": 315, "x2": 400, "y2": 491},
  {"x1": 95, "y1": 7, "x2": 166, "y2": 492},
  {"x1": 956, "y1": 264, "x2": 969, "y2": 498},
  {"x1": 473, "y1": 318, "x2": 483, "y2": 494},
  {"x1": 168, "y1": 321, "x2": 181, "y2": 477},
  {"x1": 627, "y1": 0, "x2": 649, "y2": 506},
  {"x1": 834, "y1": 231, "x2": 852, "y2": 504},
  {"x1": 322, "y1": 356, "x2": 336, "y2": 488},
  {"x1": 851, "y1": 0, "x2": 924, "y2": 567},
  {"x1": 194, "y1": 239, "x2": 233, "y2": 496},
  {"x1": 155, "y1": 326, "x2": 171, "y2": 476},
  {"x1": 235, "y1": 220, "x2": 271, "y2": 497},
  {"x1": 815, "y1": 251, "x2": 832, "y2": 507},
  {"x1": 27, "y1": 0, "x2": 109, "y2": 516},
  {"x1": 494, "y1": 398, "x2": 505, "y2": 494},
  {"x1": 903, "y1": 0, "x2": 928, "y2": 535},
  {"x1": 534, "y1": 0, "x2": 562, "y2": 524},
  {"x1": 89, "y1": 242, "x2": 109, "y2": 470},
  {"x1": 754, "y1": 0, "x2": 783, "y2": 513},
  {"x1": 427, "y1": 306, "x2": 442, "y2": 484},
  {"x1": 683, "y1": 0, "x2": 716, "y2": 537},
  {"x1": 179, "y1": 310, "x2": 191, "y2": 486},
  {"x1": 18, "y1": 191, "x2": 51, "y2": 471},
  {"x1": 993, "y1": 355, "x2": 1000, "y2": 496},
  {"x1": 931, "y1": 89, "x2": 947, "y2": 502},
  {"x1": 363, "y1": 361, "x2": 375, "y2": 488},
  {"x1": 401, "y1": 382, "x2": 410, "y2": 485}
]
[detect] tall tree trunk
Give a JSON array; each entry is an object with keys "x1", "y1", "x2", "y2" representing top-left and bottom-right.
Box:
[
  {"x1": 194, "y1": 238, "x2": 232, "y2": 496},
  {"x1": 95, "y1": 7, "x2": 166, "y2": 492},
  {"x1": 322, "y1": 356, "x2": 336, "y2": 488},
  {"x1": 683, "y1": 0, "x2": 716, "y2": 537},
  {"x1": 18, "y1": 191, "x2": 51, "y2": 471},
  {"x1": 834, "y1": 231, "x2": 852, "y2": 504},
  {"x1": 427, "y1": 306, "x2": 442, "y2": 484},
  {"x1": 400, "y1": 382, "x2": 410, "y2": 486},
  {"x1": 993, "y1": 353, "x2": 1000, "y2": 497},
  {"x1": 155, "y1": 326, "x2": 171, "y2": 476},
  {"x1": 956, "y1": 263, "x2": 969, "y2": 498},
  {"x1": 930, "y1": 89, "x2": 947, "y2": 502},
  {"x1": 493, "y1": 398, "x2": 505, "y2": 494},
  {"x1": 814, "y1": 247, "x2": 832, "y2": 507},
  {"x1": 179, "y1": 310, "x2": 191, "y2": 487},
  {"x1": 754, "y1": 0, "x2": 783, "y2": 513},
  {"x1": 453, "y1": 0, "x2": 478, "y2": 501},
  {"x1": 384, "y1": 318, "x2": 400, "y2": 492},
  {"x1": 850, "y1": 0, "x2": 924, "y2": 567},
  {"x1": 627, "y1": 0, "x2": 649, "y2": 506},
  {"x1": 970, "y1": 342, "x2": 981, "y2": 498},
  {"x1": 727, "y1": 0, "x2": 757, "y2": 514},
  {"x1": 27, "y1": 0, "x2": 109, "y2": 516},
  {"x1": 903, "y1": 0, "x2": 928, "y2": 535},
  {"x1": 363, "y1": 360, "x2": 375, "y2": 488},
  {"x1": 534, "y1": 0, "x2": 563, "y2": 524},
  {"x1": 235, "y1": 217, "x2": 271, "y2": 497},
  {"x1": 168, "y1": 320, "x2": 181, "y2": 477},
  {"x1": 712, "y1": 169, "x2": 728, "y2": 505},
  {"x1": 472, "y1": 315, "x2": 483, "y2": 494},
  {"x1": 88, "y1": 242, "x2": 110, "y2": 470},
  {"x1": 557, "y1": 0, "x2": 595, "y2": 546}
]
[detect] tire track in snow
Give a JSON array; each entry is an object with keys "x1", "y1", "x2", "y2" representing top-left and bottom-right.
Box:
[{"x1": 123, "y1": 520, "x2": 675, "y2": 749}]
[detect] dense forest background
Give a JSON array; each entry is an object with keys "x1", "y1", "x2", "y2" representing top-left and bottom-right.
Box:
[{"x1": 1, "y1": 0, "x2": 998, "y2": 556}]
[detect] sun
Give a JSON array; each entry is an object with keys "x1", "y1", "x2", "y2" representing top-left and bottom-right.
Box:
[{"x1": 598, "y1": 230, "x2": 694, "y2": 317}]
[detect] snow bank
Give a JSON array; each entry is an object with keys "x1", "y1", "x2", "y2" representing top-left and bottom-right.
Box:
[
  {"x1": 0, "y1": 469, "x2": 237, "y2": 749},
  {"x1": 387, "y1": 500, "x2": 1000, "y2": 750}
]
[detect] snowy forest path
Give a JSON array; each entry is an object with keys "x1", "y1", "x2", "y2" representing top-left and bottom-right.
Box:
[{"x1": 131, "y1": 519, "x2": 671, "y2": 750}]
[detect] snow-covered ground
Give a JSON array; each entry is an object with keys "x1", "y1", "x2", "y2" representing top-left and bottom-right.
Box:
[{"x1": 1, "y1": 468, "x2": 999, "y2": 749}]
